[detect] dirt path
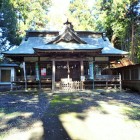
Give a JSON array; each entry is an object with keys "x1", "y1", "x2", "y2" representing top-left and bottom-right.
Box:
[
  {"x1": 44, "y1": 91, "x2": 140, "y2": 140},
  {"x1": 0, "y1": 90, "x2": 140, "y2": 140}
]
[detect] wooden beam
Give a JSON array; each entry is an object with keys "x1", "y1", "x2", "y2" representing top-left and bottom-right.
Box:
[
  {"x1": 23, "y1": 62, "x2": 27, "y2": 91},
  {"x1": 93, "y1": 61, "x2": 95, "y2": 90},
  {"x1": 80, "y1": 59, "x2": 84, "y2": 90},
  {"x1": 119, "y1": 73, "x2": 122, "y2": 91},
  {"x1": 38, "y1": 57, "x2": 41, "y2": 90},
  {"x1": 80, "y1": 59, "x2": 84, "y2": 76},
  {"x1": 52, "y1": 59, "x2": 55, "y2": 92}
]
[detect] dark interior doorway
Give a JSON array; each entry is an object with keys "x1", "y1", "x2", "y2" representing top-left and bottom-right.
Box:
[{"x1": 55, "y1": 61, "x2": 80, "y2": 81}]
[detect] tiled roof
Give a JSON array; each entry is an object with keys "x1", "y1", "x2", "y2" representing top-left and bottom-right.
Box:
[
  {"x1": 3, "y1": 35, "x2": 128, "y2": 55},
  {"x1": 3, "y1": 21, "x2": 128, "y2": 56}
]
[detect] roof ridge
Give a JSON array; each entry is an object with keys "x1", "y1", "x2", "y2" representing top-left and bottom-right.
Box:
[{"x1": 47, "y1": 25, "x2": 87, "y2": 44}]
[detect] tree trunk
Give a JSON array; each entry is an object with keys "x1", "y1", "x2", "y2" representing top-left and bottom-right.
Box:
[
  {"x1": 111, "y1": 34, "x2": 116, "y2": 47},
  {"x1": 131, "y1": 23, "x2": 135, "y2": 62}
]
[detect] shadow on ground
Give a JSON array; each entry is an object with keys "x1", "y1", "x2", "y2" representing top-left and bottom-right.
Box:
[
  {"x1": 0, "y1": 92, "x2": 48, "y2": 140},
  {"x1": 0, "y1": 90, "x2": 140, "y2": 140},
  {"x1": 41, "y1": 90, "x2": 140, "y2": 140}
]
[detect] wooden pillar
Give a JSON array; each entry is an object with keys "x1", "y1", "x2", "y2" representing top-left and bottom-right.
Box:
[
  {"x1": 122, "y1": 70, "x2": 124, "y2": 80},
  {"x1": 23, "y1": 62, "x2": 27, "y2": 91},
  {"x1": 80, "y1": 59, "x2": 84, "y2": 90},
  {"x1": 119, "y1": 73, "x2": 122, "y2": 91},
  {"x1": 139, "y1": 67, "x2": 140, "y2": 80},
  {"x1": 80, "y1": 59, "x2": 84, "y2": 76},
  {"x1": 92, "y1": 60, "x2": 95, "y2": 90},
  {"x1": 10, "y1": 69, "x2": 15, "y2": 91},
  {"x1": 129, "y1": 69, "x2": 131, "y2": 80},
  {"x1": 67, "y1": 61, "x2": 70, "y2": 81},
  {"x1": 52, "y1": 59, "x2": 55, "y2": 92},
  {"x1": 38, "y1": 57, "x2": 41, "y2": 90},
  {"x1": 88, "y1": 58, "x2": 94, "y2": 90}
]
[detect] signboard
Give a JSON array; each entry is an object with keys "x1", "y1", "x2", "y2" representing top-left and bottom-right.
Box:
[
  {"x1": 40, "y1": 57, "x2": 49, "y2": 61},
  {"x1": 35, "y1": 62, "x2": 39, "y2": 81},
  {"x1": 23, "y1": 62, "x2": 27, "y2": 81},
  {"x1": 89, "y1": 62, "x2": 94, "y2": 80},
  {"x1": 95, "y1": 57, "x2": 109, "y2": 61},
  {"x1": 86, "y1": 57, "x2": 94, "y2": 61},
  {"x1": 81, "y1": 76, "x2": 85, "y2": 81},
  {"x1": 24, "y1": 57, "x2": 38, "y2": 62},
  {"x1": 23, "y1": 62, "x2": 27, "y2": 90},
  {"x1": 41, "y1": 68, "x2": 46, "y2": 76}
]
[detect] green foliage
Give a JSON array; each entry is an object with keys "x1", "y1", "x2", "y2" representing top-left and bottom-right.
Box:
[
  {"x1": 13, "y1": 0, "x2": 51, "y2": 30},
  {"x1": 126, "y1": 0, "x2": 140, "y2": 22},
  {"x1": 0, "y1": 0, "x2": 18, "y2": 44},
  {"x1": 126, "y1": 0, "x2": 140, "y2": 62},
  {"x1": 0, "y1": 0, "x2": 51, "y2": 45},
  {"x1": 0, "y1": 0, "x2": 2, "y2": 8},
  {"x1": 92, "y1": 0, "x2": 140, "y2": 62},
  {"x1": 68, "y1": 0, "x2": 95, "y2": 30},
  {"x1": 68, "y1": 0, "x2": 140, "y2": 62},
  {"x1": 135, "y1": 25, "x2": 140, "y2": 62},
  {"x1": 93, "y1": 0, "x2": 130, "y2": 47}
]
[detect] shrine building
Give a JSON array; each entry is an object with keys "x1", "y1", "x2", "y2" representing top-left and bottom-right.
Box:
[{"x1": 3, "y1": 21, "x2": 128, "y2": 91}]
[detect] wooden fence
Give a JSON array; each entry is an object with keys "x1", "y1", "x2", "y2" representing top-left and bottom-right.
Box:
[{"x1": 11, "y1": 75, "x2": 121, "y2": 91}]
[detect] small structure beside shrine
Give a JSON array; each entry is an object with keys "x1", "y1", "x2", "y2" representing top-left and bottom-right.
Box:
[
  {"x1": 0, "y1": 63, "x2": 18, "y2": 84},
  {"x1": 3, "y1": 21, "x2": 128, "y2": 91},
  {"x1": 0, "y1": 62, "x2": 18, "y2": 91},
  {"x1": 113, "y1": 63, "x2": 140, "y2": 92}
]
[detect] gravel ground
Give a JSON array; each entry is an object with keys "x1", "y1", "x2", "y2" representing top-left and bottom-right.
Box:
[
  {"x1": 0, "y1": 92, "x2": 49, "y2": 140},
  {"x1": 0, "y1": 89, "x2": 140, "y2": 140}
]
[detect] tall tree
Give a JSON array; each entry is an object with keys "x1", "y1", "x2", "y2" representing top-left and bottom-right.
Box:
[
  {"x1": 93, "y1": 0, "x2": 130, "y2": 48},
  {"x1": 0, "y1": 0, "x2": 18, "y2": 45},
  {"x1": 68, "y1": 0, "x2": 96, "y2": 30},
  {"x1": 0, "y1": 27, "x2": 12, "y2": 61},
  {"x1": 93, "y1": 0, "x2": 140, "y2": 62},
  {"x1": 13, "y1": 0, "x2": 51, "y2": 30},
  {"x1": 0, "y1": 0, "x2": 51, "y2": 45},
  {"x1": 126, "y1": 0, "x2": 140, "y2": 62}
]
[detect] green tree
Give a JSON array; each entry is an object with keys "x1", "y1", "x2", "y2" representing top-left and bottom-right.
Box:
[
  {"x1": 0, "y1": 0, "x2": 19, "y2": 45},
  {"x1": 93, "y1": 0, "x2": 130, "y2": 48},
  {"x1": 0, "y1": 0, "x2": 51, "y2": 45},
  {"x1": 135, "y1": 25, "x2": 140, "y2": 63},
  {"x1": 68, "y1": 0, "x2": 140, "y2": 62},
  {"x1": 93, "y1": 0, "x2": 140, "y2": 62},
  {"x1": 13, "y1": 0, "x2": 51, "y2": 30},
  {"x1": 126, "y1": 0, "x2": 140, "y2": 62},
  {"x1": 68, "y1": 0, "x2": 96, "y2": 30}
]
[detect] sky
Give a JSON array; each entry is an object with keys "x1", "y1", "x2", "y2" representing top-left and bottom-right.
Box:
[
  {"x1": 50, "y1": 0, "x2": 70, "y2": 15},
  {"x1": 47, "y1": 0, "x2": 70, "y2": 29},
  {"x1": 47, "y1": 0, "x2": 95, "y2": 30}
]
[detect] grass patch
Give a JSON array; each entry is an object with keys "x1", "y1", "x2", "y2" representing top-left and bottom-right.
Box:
[
  {"x1": 43, "y1": 94, "x2": 84, "y2": 117},
  {"x1": 8, "y1": 90, "x2": 39, "y2": 95},
  {"x1": 0, "y1": 107, "x2": 21, "y2": 119},
  {"x1": 122, "y1": 106, "x2": 140, "y2": 121},
  {"x1": 50, "y1": 94, "x2": 83, "y2": 107}
]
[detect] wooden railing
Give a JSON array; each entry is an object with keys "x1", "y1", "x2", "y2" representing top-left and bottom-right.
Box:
[
  {"x1": 60, "y1": 78, "x2": 81, "y2": 91},
  {"x1": 11, "y1": 75, "x2": 52, "y2": 90},
  {"x1": 60, "y1": 81, "x2": 81, "y2": 91},
  {"x1": 95, "y1": 75, "x2": 120, "y2": 81},
  {"x1": 15, "y1": 75, "x2": 52, "y2": 82},
  {"x1": 94, "y1": 74, "x2": 122, "y2": 90},
  {"x1": 12, "y1": 75, "x2": 122, "y2": 90}
]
